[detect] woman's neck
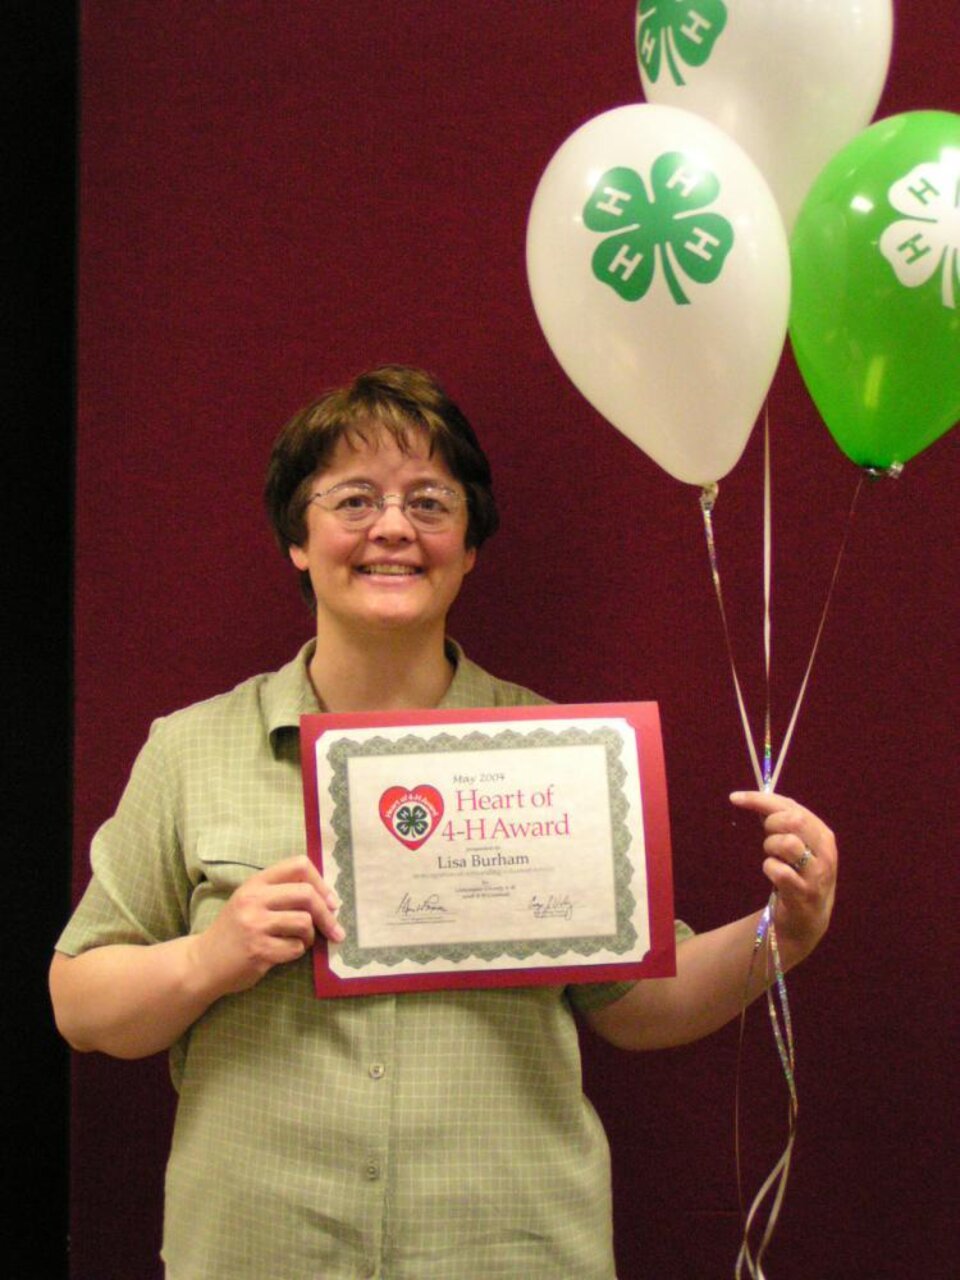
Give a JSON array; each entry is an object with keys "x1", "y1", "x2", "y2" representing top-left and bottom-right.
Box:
[{"x1": 307, "y1": 621, "x2": 455, "y2": 713}]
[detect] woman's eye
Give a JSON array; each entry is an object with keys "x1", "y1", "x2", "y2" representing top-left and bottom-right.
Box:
[
  {"x1": 337, "y1": 492, "x2": 376, "y2": 511},
  {"x1": 408, "y1": 491, "x2": 453, "y2": 515}
]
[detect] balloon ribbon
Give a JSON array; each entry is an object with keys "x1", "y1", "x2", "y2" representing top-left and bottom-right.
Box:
[
  {"x1": 698, "y1": 413, "x2": 868, "y2": 1275},
  {"x1": 699, "y1": 423, "x2": 867, "y2": 796},
  {"x1": 734, "y1": 894, "x2": 796, "y2": 1280}
]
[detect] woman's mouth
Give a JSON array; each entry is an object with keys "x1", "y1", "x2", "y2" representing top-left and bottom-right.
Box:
[{"x1": 356, "y1": 563, "x2": 422, "y2": 576}]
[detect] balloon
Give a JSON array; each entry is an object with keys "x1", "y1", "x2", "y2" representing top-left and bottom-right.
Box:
[
  {"x1": 526, "y1": 103, "x2": 789, "y2": 485},
  {"x1": 636, "y1": 0, "x2": 893, "y2": 230},
  {"x1": 789, "y1": 111, "x2": 960, "y2": 470}
]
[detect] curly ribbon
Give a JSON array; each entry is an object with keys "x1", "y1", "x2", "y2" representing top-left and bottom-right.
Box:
[
  {"x1": 734, "y1": 894, "x2": 796, "y2": 1280},
  {"x1": 698, "y1": 411, "x2": 883, "y2": 1274}
]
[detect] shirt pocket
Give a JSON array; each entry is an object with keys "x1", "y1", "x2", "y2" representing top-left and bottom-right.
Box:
[{"x1": 189, "y1": 831, "x2": 269, "y2": 933}]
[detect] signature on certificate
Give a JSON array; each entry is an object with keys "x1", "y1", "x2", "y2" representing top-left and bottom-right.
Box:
[
  {"x1": 528, "y1": 893, "x2": 575, "y2": 922},
  {"x1": 394, "y1": 892, "x2": 453, "y2": 922}
]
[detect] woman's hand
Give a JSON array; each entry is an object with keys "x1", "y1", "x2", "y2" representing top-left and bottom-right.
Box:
[
  {"x1": 190, "y1": 854, "x2": 345, "y2": 995},
  {"x1": 730, "y1": 790, "x2": 838, "y2": 962},
  {"x1": 586, "y1": 790, "x2": 838, "y2": 1052},
  {"x1": 50, "y1": 854, "x2": 346, "y2": 1059}
]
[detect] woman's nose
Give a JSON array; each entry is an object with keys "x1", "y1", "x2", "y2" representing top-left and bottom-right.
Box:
[{"x1": 368, "y1": 495, "x2": 415, "y2": 538}]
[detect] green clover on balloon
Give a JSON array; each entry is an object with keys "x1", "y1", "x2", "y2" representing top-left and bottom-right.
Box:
[
  {"x1": 879, "y1": 154, "x2": 960, "y2": 309},
  {"x1": 583, "y1": 156, "x2": 735, "y2": 305},
  {"x1": 395, "y1": 804, "x2": 429, "y2": 838},
  {"x1": 636, "y1": 0, "x2": 728, "y2": 87}
]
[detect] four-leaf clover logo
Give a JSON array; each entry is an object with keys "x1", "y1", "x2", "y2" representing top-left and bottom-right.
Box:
[
  {"x1": 879, "y1": 151, "x2": 960, "y2": 309},
  {"x1": 583, "y1": 154, "x2": 735, "y2": 305},
  {"x1": 395, "y1": 804, "x2": 429, "y2": 839},
  {"x1": 636, "y1": 0, "x2": 728, "y2": 87}
]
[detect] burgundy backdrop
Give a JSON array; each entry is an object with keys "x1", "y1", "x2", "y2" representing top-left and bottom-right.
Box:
[{"x1": 71, "y1": 3, "x2": 958, "y2": 1277}]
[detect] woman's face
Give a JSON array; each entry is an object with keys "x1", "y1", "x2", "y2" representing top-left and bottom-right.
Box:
[{"x1": 289, "y1": 427, "x2": 476, "y2": 639}]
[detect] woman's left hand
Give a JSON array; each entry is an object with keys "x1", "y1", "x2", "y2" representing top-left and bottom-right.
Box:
[{"x1": 730, "y1": 790, "x2": 838, "y2": 961}]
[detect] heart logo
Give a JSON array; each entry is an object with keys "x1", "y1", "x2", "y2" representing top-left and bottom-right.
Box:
[{"x1": 379, "y1": 785, "x2": 445, "y2": 850}]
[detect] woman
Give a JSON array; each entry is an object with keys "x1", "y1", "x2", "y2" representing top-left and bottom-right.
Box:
[{"x1": 51, "y1": 365, "x2": 837, "y2": 1279}]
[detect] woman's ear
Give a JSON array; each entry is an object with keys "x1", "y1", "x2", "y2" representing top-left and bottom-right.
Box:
[{"x1": 289, "y1": 544, "x2": 309, "y2": 571}]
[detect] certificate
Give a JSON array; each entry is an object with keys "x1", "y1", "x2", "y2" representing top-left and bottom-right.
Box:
[{"x1": 300, "y1": 702, "x2": 676, "y2": 997}]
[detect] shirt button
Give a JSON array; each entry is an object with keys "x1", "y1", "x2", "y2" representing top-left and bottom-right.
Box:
[
  {"x1": 369, "y1": 1062, "x2": 386, "y2": 1080},
  {"x1": 364, "y1": 1161, "x2": 382, "y2": 1181}
]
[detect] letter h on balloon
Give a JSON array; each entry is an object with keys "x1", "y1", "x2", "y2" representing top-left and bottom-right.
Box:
[
  {"x1": 638, "y1": 23, "x2": 657, "y2": 69},
  {"x1": 594, "y1": 186, "x2": 633, "y2": 218},
  {"x1": 608, "y1": 244, "x2": 646, "y2": 282},
  {"x1": 907, "y1": 175, "x2": 940, "y2": 205},
  {"x1": 680, "y1": 10, "x2": 714, "y2": 46},
  {"x1": 684, "y1": 226, "x2": 722, "y2": 261},
  {"x1": 895, "y1": 231, "x2": 933, "y2": 265},
  {"x1": 666, "y1": 165, "x2": 704, "y2": 199}
]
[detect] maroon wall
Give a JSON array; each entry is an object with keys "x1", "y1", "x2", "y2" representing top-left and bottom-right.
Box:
[{"x1": 72, "y1": 3, "x2": 958, "y2": 1277}]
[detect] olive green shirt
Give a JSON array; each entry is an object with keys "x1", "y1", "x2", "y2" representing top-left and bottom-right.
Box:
[{"x1": 59, "y1": 642, "x2": 686, "y2": 1279}]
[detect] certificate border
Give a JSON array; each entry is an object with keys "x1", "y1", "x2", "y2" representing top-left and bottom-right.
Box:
[
  {"x1": 327, "y1": 726, "x2": 637, "y2": 968},
  {"x1": 301, "y1": 702, "x2": 676, "y2": 998}
]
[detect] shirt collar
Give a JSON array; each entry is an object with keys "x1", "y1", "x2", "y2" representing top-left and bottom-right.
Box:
[
  {"x1": 262, "y1": 636, "x2": 494, "y2": 744},
  {"x1": 262, "y1": 640, "x2": 323, "y2": 742}
]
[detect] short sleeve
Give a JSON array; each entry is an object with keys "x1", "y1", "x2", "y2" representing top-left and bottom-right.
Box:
[
  {"x1": 566, "y1": 918, "x2": 696, "y2": 1015},
  {"x1": 56, "y1": 719, "x2": 193, "y2": 955}
]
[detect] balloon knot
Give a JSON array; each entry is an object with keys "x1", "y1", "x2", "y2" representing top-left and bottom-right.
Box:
[
  {"x1": 700, "y1": 482, "x2": 719, "y2": 513},
  {"x1": 864, "y1": 461, "x2": 904, "y2": 481}
]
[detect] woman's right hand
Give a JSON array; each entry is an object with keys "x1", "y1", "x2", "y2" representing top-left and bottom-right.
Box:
[
  {"x1": 50, "y1": 855, "x2": 345, "y2": 1059},
  {"x1": 192, "y1": 854, "x2": 345, "y2": 995}
]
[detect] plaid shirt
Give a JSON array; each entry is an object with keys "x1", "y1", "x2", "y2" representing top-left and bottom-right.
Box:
[{"x1": 60, "y1": 641, "x2": 684, "y2": 1279}]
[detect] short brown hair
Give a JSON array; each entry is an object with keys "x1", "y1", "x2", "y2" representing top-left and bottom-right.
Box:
[{"x1": 264, "y1": 365, "x2": 499, "y2": 605}]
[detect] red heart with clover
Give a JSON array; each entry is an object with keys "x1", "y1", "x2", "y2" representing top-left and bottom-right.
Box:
[{"x1": 378, "y1": 785, "x2": 445, "y2": 850}]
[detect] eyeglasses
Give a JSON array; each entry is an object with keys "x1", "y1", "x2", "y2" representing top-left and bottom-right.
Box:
[{"x1": 307, "y1": 481, "x2": 465, "y2": 532}]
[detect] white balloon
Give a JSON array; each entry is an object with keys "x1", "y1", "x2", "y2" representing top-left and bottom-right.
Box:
[
  {"x1": 635, "y1": 0, "x2": 893, "y2": 230},
  {"x1": 526, "y1": 103, "x2": 789, "y2": 485}
]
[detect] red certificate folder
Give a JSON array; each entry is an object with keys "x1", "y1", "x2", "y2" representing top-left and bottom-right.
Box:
[{"x1": 300, "y1": 702, "x2": 675, "y2": 997}]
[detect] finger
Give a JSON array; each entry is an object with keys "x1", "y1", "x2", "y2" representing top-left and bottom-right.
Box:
[
  {"x1": 262, "y1": 907, "x2": 315, "y2": 942},
  {"x1": 256, "y1": 932, "x2": 313, "y2": 967},
  {"x1": 763, "y1": 832, "x2": 813, "y2": 863},
  {"x1": 762, "y1": 855, "x2": 814, "y2": 898},
  {"x1": 255, "y1": 855, "x2": 341, "y2": 912},
  {"x1": 766, "y1": 813, "x2": 837, "y2": 870},
  {"x1": 763, "y1": 854, "x2": 798, "y2": 891},
  {"x1": 763, "y1": 843, "x2": 824, "y2": 884},
  {"x1": 731, "y1": 792, "x2": 823, "y2": 848},
  {"x1": 261, "y1": 889, "x2": 345, "y2": 942},
  {"x1": 259, "y1": 882, "x2": 330, "y2": 913},
  {"x1": 262, "y1": 905, "x2": 345, "y2": 947},
  {"x1": 761, "y1": 808, "x2": 806, "y2": 835},
  {"x1": 231, "y1": 875, "x2": 344, "y2": 943},
  {"x1": 732, "y1": 791, "x2": 806, "y2": 841},
  {"x1": 729, "y1": 790, "x2": 797, "y2": 816}
]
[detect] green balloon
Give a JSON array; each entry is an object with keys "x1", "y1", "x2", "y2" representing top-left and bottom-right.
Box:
[{"x1": 789, "y1": 111, "x2": 960, "y2": 469}]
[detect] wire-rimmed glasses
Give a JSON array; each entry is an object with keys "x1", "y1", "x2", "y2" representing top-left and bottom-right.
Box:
[{"x1": 306, "y1": 481, "x2": 465, "y2": 532}]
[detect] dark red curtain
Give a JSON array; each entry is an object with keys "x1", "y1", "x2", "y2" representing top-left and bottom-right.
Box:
[{"x1": 71, "y1": 4, "x2": 958, "y2": 1277}]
